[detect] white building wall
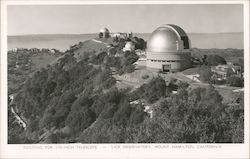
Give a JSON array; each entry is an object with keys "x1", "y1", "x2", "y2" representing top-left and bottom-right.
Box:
[{"x1": 146, "y1": 51, "x2": 191, "y2": 72}]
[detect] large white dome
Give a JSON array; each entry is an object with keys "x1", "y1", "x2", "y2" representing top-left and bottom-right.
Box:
[
  {"x1": 147, "y1": 24, "x2": 190, "y2": 53},
  {"x1": 146, "y1": 24, "x2": 191, "y2": 72}
]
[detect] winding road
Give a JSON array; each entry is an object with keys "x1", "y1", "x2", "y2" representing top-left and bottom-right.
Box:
[{"x1": 9, "y1": 95, "x2": 27, "y2": 130}]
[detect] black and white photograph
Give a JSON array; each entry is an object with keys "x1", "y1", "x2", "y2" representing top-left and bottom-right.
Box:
[{"x1": 1, "y1": 0, "x2": 249, "y2": 158}]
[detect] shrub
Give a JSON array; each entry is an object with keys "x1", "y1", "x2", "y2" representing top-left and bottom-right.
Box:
[
  {"x1": 131, "y1": 37, "x2": 147, "y2": 50},
  {"x1": 100, "y1": 105, "x2": 116, "y2": 119},
  {"x1": 167, "y1": 79, "x2": 178, "y2": 91},
  {"x1": 199, "y1": 65, "x2": 212, "y2": 82},
  {"x1": 103, "y1": 77, "x2": 116, "y2": 89},
  {"x1": 142, "y1": 77, "x2": 167, "y2": 103},
  {"x1": 90, "y1": 52, "x2": 107, "y2": 65},
  {"x1": 49, "y1": 133, "x2": 60, "y2": 143},
  {"x1": 129, "y1": 109, "x2": 145, "y2": 125},
  {"x1": 123, "y1": 52, "x2": 139, "y2": 65},
  {"x1": 206, "y1": 55, "x2": 227, "y2": 66},
  {"x1": 113, "y1": 100, "x2": 132, "y2": 125},
  {"x1": 122, "y1": 65, "x2": 135, "y2": 73},
  {"x1": 226, "y1": 76, "x2": 244, "y2": 87},
  {"x1": 65, "y1": 96, "x2": 96, "y2": 132}
]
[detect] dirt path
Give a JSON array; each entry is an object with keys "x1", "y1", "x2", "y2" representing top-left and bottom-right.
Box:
[
  {"x1": 10, "y1": 106, "x2": 27, "y2": 129},
  {"x1": 91, "y1": 39, "x2": 109, "y2": 46},
  {"x1": 9, "y1": 96, "x2": 27, "y2": 129}
]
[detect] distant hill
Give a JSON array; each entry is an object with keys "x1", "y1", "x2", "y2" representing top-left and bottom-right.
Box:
[
  {"x1": 8, "y1": 32, "x2": 243, "y2": 51},
  {"x1": 8, "y1": 34, "x2": 97, "y2": 51}
]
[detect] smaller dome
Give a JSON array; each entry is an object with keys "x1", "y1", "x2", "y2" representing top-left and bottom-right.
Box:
[
  {"x1": 123, "y1": 41, "x2": 135, "y2": 52},
  {"x1": 100, "y1": 27, "x2": 110, "y2": 33}
]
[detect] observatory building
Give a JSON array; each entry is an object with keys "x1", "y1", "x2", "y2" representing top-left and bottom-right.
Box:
[
  {"x1": 146, "y1": 24, "x2": 191, "y2": 72},
  {"x1": 99, "y1": 27, "x2": 110, "y2": 38},
  {"x1": 123, "y1": 41, "x2": 135, "y2": 52}
]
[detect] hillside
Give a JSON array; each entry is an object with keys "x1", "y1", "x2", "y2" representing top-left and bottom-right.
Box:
[
  {"x1": 8, "y1": 37, "x2": 244, "y2": 144},
  {"x1": 72, "y1": 39, "x2": 109, "y2": 61},
  {"x1": 8, "y1": 50, "x2": 63, "y2": 94}
]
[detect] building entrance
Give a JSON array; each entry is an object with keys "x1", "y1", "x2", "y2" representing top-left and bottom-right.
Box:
[{"x1": 162, "y1": 64, "x2": 171, "y2": 72}]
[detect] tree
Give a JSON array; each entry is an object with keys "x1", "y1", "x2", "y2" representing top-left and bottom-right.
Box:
[
  {"x1": 238, "y1": 58, "x2": 244, "y2": 72},
  {"x1": 93, "y1": 69, "x2": 111, "y2": 86},
  {"x1": 205, "y1": 55, "x2": 227, "y2": 66},
  {"x1": 131, "y1": 37, "x2": 147, "y2": 50},
  {"x1": 142, "y1": 77, "x2": 167, "y2": 103},
  {"x1": 104, "y1": 56, "x2": 121, "y2": 69},
  {"x1": 90, "y1": 52, "x2": 107, "y2": 65},
  {"x1": 199, "y1": 65, "x2": 212, "y2": 82},
  {"x1": 123, "y1": 52, "x2": 139, "y2": 65},
  {"x1": 226, "y1": 76, "x2": 244, "y2": 87},
  {"x1": 117, "y1": 51, "x2": 139, "y2": 74},
  {"x1": 122, "y1": 65, "x2": 135, "y2": 73},
  {"x1": 113, "y1": 99, "x2": 132, "y2": 125},
  {"x1": 103, "y1": 77, "x2": 116, "y2": 89},
  {"x1": 128, "y1": 109, "x2": 146, "y2": 125},
  {"x1": 202, "y1": 55, "x2": 208, "y2": 65}
]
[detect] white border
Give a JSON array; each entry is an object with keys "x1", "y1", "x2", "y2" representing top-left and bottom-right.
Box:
[{"x1": 1, "y1": 0, "x2": 249, "y2": 159}]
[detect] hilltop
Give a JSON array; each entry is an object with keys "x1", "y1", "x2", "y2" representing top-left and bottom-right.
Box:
[{"x1": 8, "y1": 36, "x2": 244, "y2": 144}]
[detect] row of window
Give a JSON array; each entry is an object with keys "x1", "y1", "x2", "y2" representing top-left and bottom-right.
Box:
[{"x1": 148, "y1": 59, "x2": 180, "y2": 63}]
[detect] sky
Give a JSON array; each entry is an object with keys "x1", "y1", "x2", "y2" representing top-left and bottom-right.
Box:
[{"x1": 7, "y1": 4, "x2": 243, "y2": 35}]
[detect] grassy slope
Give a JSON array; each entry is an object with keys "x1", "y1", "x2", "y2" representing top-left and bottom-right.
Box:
[
  {"x1": 30, "y1": 54, "x2": 59, "y2": 70},
  {"x1": 8, "y1": 51, "x2": 61, "y2": 94},
  {"x1": 73, "y1": 40, "x2": 108, "y2": 61}
]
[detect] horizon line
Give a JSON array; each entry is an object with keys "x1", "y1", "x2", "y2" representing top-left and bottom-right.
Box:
[{"x1": 7, "y1": 32, "x2": 244, "y2": 36}]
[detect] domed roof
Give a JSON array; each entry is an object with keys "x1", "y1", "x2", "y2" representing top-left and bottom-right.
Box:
[
  {"x1": 147, "y1": 24, "x2": 190, "y2": 53},
  {"x1": 125, "y1": 41, "x2": 135, "y2": 49},
  {"x1": 123, "y1": 41, "x2": 135, "y2": 51},
  {"x1": 100, "y1": 27, "x2": 110, "y2": 33}
]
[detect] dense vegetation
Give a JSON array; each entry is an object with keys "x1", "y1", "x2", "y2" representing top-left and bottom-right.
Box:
[
  {"x1": 196, "y1": 64, "x2": 244, "y2": 86},
  {"x1": 226, "y1": 76, "x2": 244, "y2": 87},
  {"x1": 190, "y1": 49, "x2": 244, "y2": 87},
  {"x1": 198, "y1": 65, "x2": 213, "y2": 82},
  {"x1": 204, "y1": 55, "x2": 227, "y2": 66},
  {"x1": 190, "y1": 48, "x2": 243, "y2": 64},
  {"x1": 8, "y1": 37, "x2": 244, "y2": 143},
  {"x1": 7, "y1": 49, "x2": 63, "y2": 143},
  {"x1": 9, "y1": 47, "x2": 244, "y2": 143},
  {"x1": 8, "y1": 49, "x2": 63, "y2": 93}
]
